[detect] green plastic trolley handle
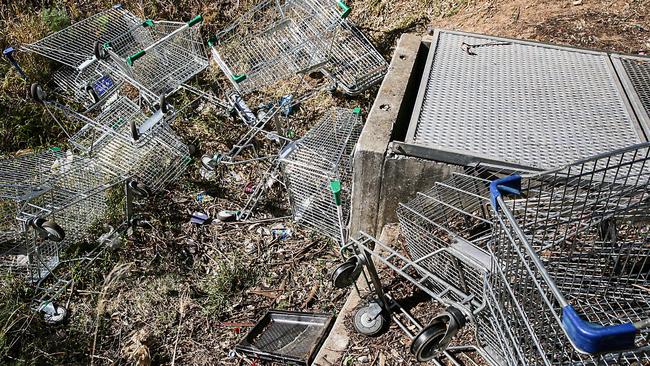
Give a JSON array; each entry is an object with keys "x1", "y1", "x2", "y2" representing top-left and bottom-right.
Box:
[
  {"x1": 330, "y1": 180, "x2": 342, "y2": 206},
  {"x1": 232, "y1": 74, "x2": 247, "y2": 83},
  {"x1": 187, "y1": 15, "x2": 203, "y2": 27},
  {"x1": 337, "y1": 1, "x2": 351, "y2": 18},
  {"x1": 127, "y1": 50, "x2": 146, "y2": 66}
]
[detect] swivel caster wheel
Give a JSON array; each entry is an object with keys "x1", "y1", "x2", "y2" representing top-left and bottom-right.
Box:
[
  {"x1": 128, "y1": 180, "x2": 151, "y2": 198},
  {"x1": 30, "y1": 218, "x2": 65, "y2": 242},
  {"x1": 410, "y1": 323, "x2": 448, "y2": 361},
  {"x1": 30, "y1": 83, "x2": 47, "y2": 103},
  {"x1": 331, "y1": 256, "x2": 361, "y2": 289},
  {"x1": 41, "y1": 302, "x2": 67, "y2": 325},
  {"x1": 353, "y1": 301, "x2": 388, "y2": 337},
  {"x1": 40, "y1": 220, "x2": 65, "y2": 242}
]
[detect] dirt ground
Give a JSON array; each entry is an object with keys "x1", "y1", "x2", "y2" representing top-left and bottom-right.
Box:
[{"x1": 1, "y1": 0, "x2": 649, "y2": 365}]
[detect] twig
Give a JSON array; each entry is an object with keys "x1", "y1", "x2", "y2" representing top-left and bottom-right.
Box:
[{"x1": 171, "y1": 289, "x2": 189, "y2": 366}]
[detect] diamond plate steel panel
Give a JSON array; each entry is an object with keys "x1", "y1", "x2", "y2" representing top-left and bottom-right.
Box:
[{"x1": 408, "y1": 31, "x2": 644, "y2": 170}]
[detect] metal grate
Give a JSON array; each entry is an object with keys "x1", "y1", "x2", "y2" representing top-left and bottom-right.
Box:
[
  {"x1": 621, "y1": 57, "x2": 650, "y2": 121},
  {"x1": 236, "y1": 310, "x2": 333, "y2": 365},
  {"x1": 280, "y1": 107, "x2": 362, "y2": 242},
  {"x1": 407, "y1": 30, "x2": 645, "y2": 170}
]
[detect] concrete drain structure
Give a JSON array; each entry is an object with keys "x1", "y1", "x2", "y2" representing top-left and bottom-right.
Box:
[{"x1": 351, "y1": 30, "x2": 650, "y2": 237}]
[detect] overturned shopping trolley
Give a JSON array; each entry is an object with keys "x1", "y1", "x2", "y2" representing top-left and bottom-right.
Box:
[
  {"x1": 0, "y1": 150, "x2": 129, "y2": 321},
  {"x1": 95, "y1": 11, "x2": 208, "y2": 103},
  {"x1": 208, "y1": 0, "x2": 387, "y2": 96},
  {"x1": 32, "y1": 86, "x2": 191, "y2": 193},
  {"x1": 17, "y1": 5, "x2": 141, "y2": 109},
  {"x1": 280, "y1": 107, "x2": 362, "y2": 244}
]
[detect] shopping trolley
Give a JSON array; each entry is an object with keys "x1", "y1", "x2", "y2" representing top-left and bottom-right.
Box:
[
  {"x1": 18, "y1": 5, "x2": 141, "y2": 109},
  {"x1": 208, "y1": 0, "x2": 387, "y2": 96},
  {"x1": 330, "y1": 167, "x2": 518, "y2": 364},
  {"x1": 279, "y1": 107, "x2": 362, "y2": 244},
  {"x1": 32, "y1": 85, "x2": 191, "y2": 193},
  {"x1": 488, "y1": 143, "x2": 650, "y2": 364},
  {"x1": 95, "y1": 11, "x2": 208, "y2": 104},
  {"x1": 1, "y1": 149, "x2": 128, "y2": 322}
]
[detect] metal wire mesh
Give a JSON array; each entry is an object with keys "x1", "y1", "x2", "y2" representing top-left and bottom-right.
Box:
[
  {"x1": 51, "y1": 63, "x2": 124, "y2": 109},
  {"x1": 491, "y1": 143, "x2": 650, "y2": 364},
  {"x1": 23, "y1": 6, "x2": 141, "y2": 69},
  {"x1": 621, "y1": 57, "x2": 650, "y2": 121},
  {"x1": 396, "y1": 168, "x2": 494, "y2": 295},
  {"x1": 409, "y1": 30, "x2": 645, "y2": 170},
  {"x1": 1, "y1": 152, "x2": 121, "y2": 284},
  {"x1": 280, "y1": 107, "x2": 362, "y2": 241},
  {"x1": 210, "y1": 0, "x2": 385, "y2": 95},
  {"x1": 102, "y1": 18, "x2": 208, "y2": 99}
]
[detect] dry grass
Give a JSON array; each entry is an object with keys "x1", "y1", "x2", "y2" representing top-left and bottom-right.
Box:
[{"x1": 1, "y1": 0, "x2": 649, "y2": 365}]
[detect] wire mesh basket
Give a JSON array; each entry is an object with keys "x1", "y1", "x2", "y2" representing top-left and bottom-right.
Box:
[
  {"x1": 1, "y1": 151, "x2": 122, "y2": 284},
  {"x1": 209, "y1": 0, "x2": 386, "y2": 95},
  {"x1": 280, "y1": 107, "x2": 362, "y2": 243},
  {"x1": 97, "y1": 13, "x2": 208, "y2": 102},
  {"x1": 65, "y1": 99, "x2": 191, "y2": 192},
  {"x1": 488, "y1": 143, "x2": 650, "y2": 364},
  {"x1": 21, "y1": 5, "x2": 141, "y2": 108}
]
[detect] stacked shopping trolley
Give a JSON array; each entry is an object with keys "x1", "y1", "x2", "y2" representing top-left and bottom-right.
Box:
[
  {"x1": 1, "y1": 5, "x2": 205, "y2": 322},
  {"x1": 332, "y1": 144, "x2": 650, "y2": 364}
]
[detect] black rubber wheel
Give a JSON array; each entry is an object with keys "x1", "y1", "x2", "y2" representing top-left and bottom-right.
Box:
[
  {"x1": 93, "y1": 40, "x2": 106, "y2": 60},
  {"x1": 30, "y1": 83, "x2": 46, "y2": 103},
  {"x1": 410, "y1": 324, "x2": 448, "y2": 362},
  {"x1": 159, "y1": 94, "x2": 169, "y2": 114},
  {"x1": 129, "y1": 180, "x2": 151, "y2": 197},
  {"x1": 201, "y1": 154, "x2": 217, "y2": 171},
  {"x1": 85, "y1": 84, "x2": 100, "y2": 103},
  {"x1": 130, "y1": 119, "x2": 140, "y2": 141},
  {"x1": 353, "y1": 303, "x2": 388, "y2": 337},
  {"x1": 40, "y1": 220, "x2": 65, "y2": 242},
  {"x1": 331, "y1": 257, "x2": 360, "y2": 289},
  {"x1": 43, "y1": 304, "x2": 67, "y2": 325},
  {"x1": 187, "y1": 143, "x2": 198, "y2": 157},
  {"x1": 217, "y1": 210, "x2": 239, "y2": 222}
]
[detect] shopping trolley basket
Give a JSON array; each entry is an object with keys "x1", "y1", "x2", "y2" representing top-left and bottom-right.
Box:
[
  {"x1": 32, "y1": 86, "x2": 191, "y2": 193},
  {"x1": 488, "y1": 142, "x2": 650, "y2": 364},
  {"x1": 20, "y1": 5, "x2": 141, "y2": 108},
  {"x1": 208, "y1": 0, "x2": 386, "y2": 96},
  {"x1": 280, "y1": 107, "x2": 362, "y2": 244},
  {"x1": 96, "y1": 12, "x2": 208, "y2": 103}
]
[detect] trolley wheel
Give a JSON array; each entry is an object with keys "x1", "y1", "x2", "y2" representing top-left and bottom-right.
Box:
[
  {"x1": 201, "y1": 154, "x2": 217, "y2": 171},
  {"x1": 187, "y1": 143, "x2": 198, "y2": 157},
  {"x1": 128, "y1": 180, "x2": 151, "y2": 198},
  {"x1": 85, "y1": 84, "x2": 100, "y2": 104},
  {"x1": 353, "y1": 302, "x2": 388, "y2": 337},
  {"x1": 410, "y1": 324, "x2": 448, "y2": 362},
  {"x1": 130, "y1": 119, "x2": 140, "y2": 141},
  {"x1": 217, "y1": 210, "x2": 240, "y2": 222},
  {"x1": 332, "y1": 257, "x2": 360, "y2": 289},
  {"x1": 159, "y1": 94, "x2": 169, "y2": 114},
  {"x1": 30, "y1": 83, "x2": 46, "y2": 103},
  {"x1": 43, "y1": 304, "x2": 67, "y2": 325},
  {"x1": 39, "y1": 220, "x2": 65, "y2": 242},
  {"x1": 93, "y1": 40, "x2": 106, "y2": 60}
]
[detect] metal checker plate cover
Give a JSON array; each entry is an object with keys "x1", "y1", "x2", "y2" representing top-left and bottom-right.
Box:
[{"x1": 407, "y1": 30, "x2": 645, "y2": 170}]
